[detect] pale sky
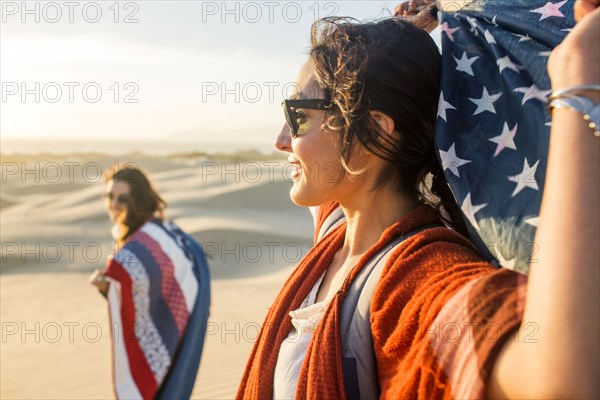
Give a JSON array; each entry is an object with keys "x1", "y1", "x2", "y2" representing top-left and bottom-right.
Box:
[{"x1": 1, "y1": 1, "x2": 399, "y2": 151}]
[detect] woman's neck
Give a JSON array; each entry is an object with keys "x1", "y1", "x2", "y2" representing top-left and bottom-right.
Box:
[{"x1": 338, "y1": 187, "x2": 419, "y2": 258}]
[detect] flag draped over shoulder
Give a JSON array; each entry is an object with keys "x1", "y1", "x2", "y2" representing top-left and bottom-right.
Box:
[
  {"x1": 105, "y1": 218, "x2": 210, "y2": 400},
  {"x1": 435, "y1": 0, "x2": 575, "y2": 274}
]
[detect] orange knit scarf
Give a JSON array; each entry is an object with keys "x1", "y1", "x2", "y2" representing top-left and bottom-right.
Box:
[{"x1": 237, "y1": 204, "x2": 443, "y2": 400}]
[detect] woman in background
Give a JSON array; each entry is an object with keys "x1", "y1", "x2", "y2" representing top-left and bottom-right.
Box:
[{"x1": 90, "y1": 164, "x2": 211, "y2": 400}]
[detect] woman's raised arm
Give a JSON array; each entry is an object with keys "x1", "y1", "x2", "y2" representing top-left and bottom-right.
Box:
[{"x1": 488, "y1": 2, "x2": 600, "y2": 398}]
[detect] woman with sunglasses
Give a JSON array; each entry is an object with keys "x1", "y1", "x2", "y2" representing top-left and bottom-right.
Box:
[
  {"x1": 90, "y1": 164, "x2": 167, "y2": 294},
  {"x1": 238, "y1": 2, "x2": 599, "y2": 399},
  {"x1": 89, "y1": 164, "x2": 211, "y2": 400}
]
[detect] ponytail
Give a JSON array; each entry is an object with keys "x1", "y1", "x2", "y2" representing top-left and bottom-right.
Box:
[{"x1": 422, "y1": 160, "x2": 469, "y2": 238}]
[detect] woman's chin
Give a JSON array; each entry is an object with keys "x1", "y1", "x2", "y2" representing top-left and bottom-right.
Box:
[{"x1": 289, "y1": 186, "x2": 321, "y2": 207}]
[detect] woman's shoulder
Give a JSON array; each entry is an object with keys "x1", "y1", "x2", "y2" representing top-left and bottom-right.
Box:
[
  {"x1": 377, "y1": 203, "x2": 489, "y2": 275},
  {"x1": 118, "y1": 218, "x2": 187, "y2": 251},
  {"x1": 373, "y1": 224, "x2": 495, "y2": 300},
  {"x1": 393, "y1": 224, "x2": 487, "y2": 269},
  {"x1": 371, "y1": 220, "x2": 527, "y2": 332},
  {"x1": 373, "y1": 222, "x2": 526, "y2": 321}
]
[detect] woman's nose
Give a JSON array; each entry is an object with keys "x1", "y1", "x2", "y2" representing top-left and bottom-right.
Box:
[{"x1": 275, "y1": 124, "x2": 292, "y2": 152}]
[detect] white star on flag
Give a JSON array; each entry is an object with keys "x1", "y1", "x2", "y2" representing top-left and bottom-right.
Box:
[
  {"x1": 496, "y1": 250, "x2": 517, "y2": 269},
  {"x1": 513, "y1": 84, "x2": 551, "y2": 105},
  {"x1": 489, "y1": 123, "x2": 518, "y2": 156},
  {"x1": 461, "y1": 192, "x2": 487, "y2": 230},
  {"x1": 508, "y1": 158, "x2": 540, "y2": 197},
  {"x1": 484, "y1": 30, "x2": 497, "y2": 44},
  {"x1": 469, "y1": 87, "x2": 502, "y2": 115},
  {"x1": 531, "y1": 0, "x2": 567, "y2": 21},
  {"x1": 484, "y1": 15, "x2": 498, "y2": 26},
  {"x1": 466, "y1": 16, "x2": 479, "y2": 36},
  {"x1": 439, "y1": 143, "x2": 471, "y2": 177},
  {"x1": 440, "y1": 22, "x2": 460, "y2": 42},
  {"x1": 497, "y1": 55, "x2": 525, "y2": 74},
  {"x1": 513, "y1": 33, "x2": 532, "y2": 42},
  {"x1": 453, "y1": 51, "x2": 480, "y2": 76},
  {"x1": 437, "y1": 92, "x2": 456, "y2": 122},
  {"x1": 525, "y1": 216, "x2": 539, "y2": 227}
]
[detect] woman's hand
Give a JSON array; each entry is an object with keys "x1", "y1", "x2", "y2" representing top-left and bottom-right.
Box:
[
  {"x1": 548, "y1": 0, "x2": 600, "y2": 95},
  {"x1": 393, "y1": 1, "x2": 439, "y2": 32},
  {"x1": 574, "y1": 0, "x2": 600, "y2": 21},
  {"x1": 394, "y1": 0, "x2": 436, "y2": 16},
  {"x1": 89, "y1": 269, "x2": 109, "y2": 297}
]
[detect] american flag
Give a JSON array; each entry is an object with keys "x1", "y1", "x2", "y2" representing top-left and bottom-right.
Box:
[
  {"x1": 435, "y1": 0, "x2": 575, "y2": 274},
  {"x1": 105, "y1": 218, "x2": 210, "y2": 399}
]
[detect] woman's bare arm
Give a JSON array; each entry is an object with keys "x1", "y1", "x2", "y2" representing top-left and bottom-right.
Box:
[{"x1": 488, "y1": 2, "x2": 600, "y2": 398}]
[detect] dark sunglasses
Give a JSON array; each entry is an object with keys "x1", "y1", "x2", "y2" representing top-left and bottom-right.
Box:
[
  {"x1": 281, "y1": 98, "x2": 333, "y2": 137},
  {"x1": 104, "y1": 192, "x2": 130, "y2": 205}
]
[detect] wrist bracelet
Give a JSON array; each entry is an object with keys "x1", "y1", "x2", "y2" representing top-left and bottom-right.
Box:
[
  {"x1": 549, "y1": 94, "x2": 600, "y2": 138},
  {"x1": 549, "y1": 84, "x2": 600, "y2": 101}
]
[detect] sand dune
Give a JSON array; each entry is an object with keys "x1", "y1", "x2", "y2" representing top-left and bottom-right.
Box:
[
  {"x1": 1, "y1": 152, "x2": 312, "y2": 399},
  {"x1": 0, "y1": 194, "x2": 18, "y2": 210}
]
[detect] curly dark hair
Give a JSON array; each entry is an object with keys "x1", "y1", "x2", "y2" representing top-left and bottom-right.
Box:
[
  {"x1": 309, "y1": 17, "x2": 468, "y2": 237},
  {"x1": 102, "y1": 163, "x2": 167, "y2": 241}
]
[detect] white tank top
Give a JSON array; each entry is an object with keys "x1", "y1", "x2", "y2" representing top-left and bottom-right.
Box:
[
  {"x1": 273, "y1": 257, "x2": 356, "y2": 399},
  {"x1": 273, "y1": 272, "x2": 325, "y2": 399}
]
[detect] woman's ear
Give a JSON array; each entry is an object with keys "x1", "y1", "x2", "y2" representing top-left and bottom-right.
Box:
[{"x1": 370, "y1": 110, "x2": 395, "y2": 136}]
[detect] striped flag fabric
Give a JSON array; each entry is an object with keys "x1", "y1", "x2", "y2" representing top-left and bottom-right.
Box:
[
  {"x1": 435, "y1": 0, "x2": 575, "y2": 274},
  {"x1": 105, "y1": 218, "x2": 210, "y2": 399}
]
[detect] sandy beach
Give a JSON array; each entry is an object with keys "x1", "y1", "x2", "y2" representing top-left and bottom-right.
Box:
[{"x1": 0, "y1": 152, "x2": 313, "y2": 399}]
